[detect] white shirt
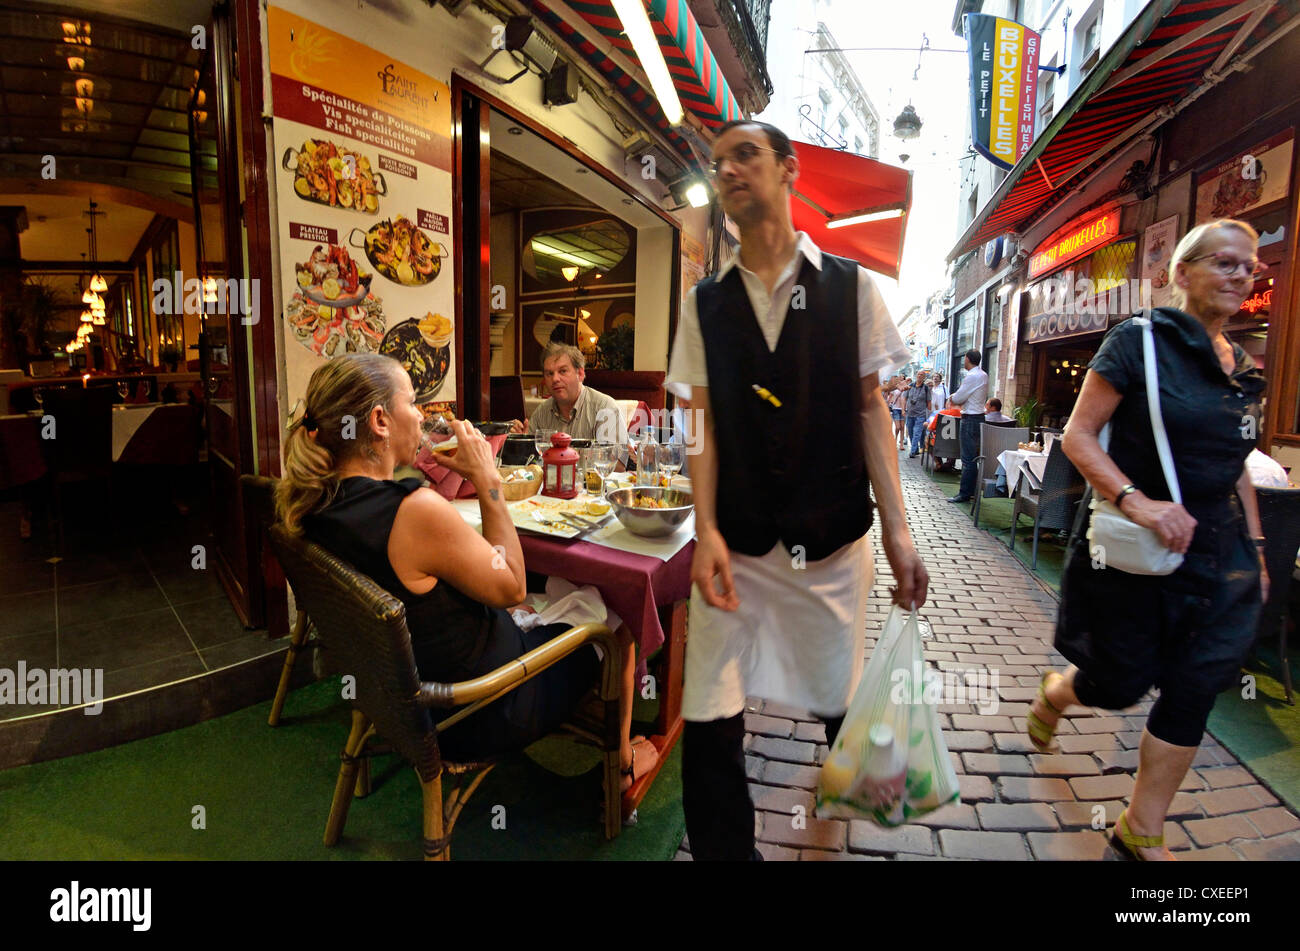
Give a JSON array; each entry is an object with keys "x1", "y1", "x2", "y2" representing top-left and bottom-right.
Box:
[
  {"x1": 665, "y1": 232, "x2": 909, "y2": 720},
  {"x1": 1247, "y1": 449, "x2": 1289, "y2": 487},
  {"x1": 949, "y1": 365, "x2": 989, "y2": 414},
  {"x1": 929, "y1": 383, "x2": 948, "y2": 413},
  {"x1": 666, "y1": 231, "x2": 911, "y2": 385}
]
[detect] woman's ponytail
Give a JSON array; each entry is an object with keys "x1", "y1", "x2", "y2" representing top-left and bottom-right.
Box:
[{"x1": 274, "y1": 353, "x2": 403, "y2": 534}]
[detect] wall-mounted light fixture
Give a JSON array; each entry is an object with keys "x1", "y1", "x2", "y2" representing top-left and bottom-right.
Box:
[{"x1": 611, "y1": 0, "x2": 683, "y2": 125}]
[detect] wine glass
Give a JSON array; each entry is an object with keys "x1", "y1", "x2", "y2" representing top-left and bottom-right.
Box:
[
  {"x1": 116, "y1": 380, "x2": 130, "y2": 401},
  {"x1": 657, "y1": 442, "x2": 684, "y2": 486},
  {"x1": 590, "y1": 442, "x2": 614, "y2": 499},
  {"x1": 32, "y1": 388, "x2": 44, "y2": 411}
]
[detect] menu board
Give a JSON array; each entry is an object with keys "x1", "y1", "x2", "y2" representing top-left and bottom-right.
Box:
[
  {"x1": 267, "y1": 7, "x2": 456, "y2": 413},
  {"x1": 1194, "y1": 129, "x2": 1293, "y2": 224}
]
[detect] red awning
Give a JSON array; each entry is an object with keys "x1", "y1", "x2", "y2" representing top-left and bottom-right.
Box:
[
  {"x1": 951, "y1": 0, "x2": 1290, "y2": 258},
  {"x1": 790, "y1": 141, "x2": 912, "y2": 279}
]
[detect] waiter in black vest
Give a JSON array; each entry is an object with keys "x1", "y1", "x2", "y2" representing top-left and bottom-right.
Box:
[{"x1": 666, "y1": 120, "x2": 929, "y2": 861}]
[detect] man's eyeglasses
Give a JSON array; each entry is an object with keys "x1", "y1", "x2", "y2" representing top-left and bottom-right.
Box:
[
  {"x1": 1186, "y1": 252, "x2": 1268, "y2": 279},
  {"x1": 708, "y1": 142, "x2": 784, "y2": 178}
]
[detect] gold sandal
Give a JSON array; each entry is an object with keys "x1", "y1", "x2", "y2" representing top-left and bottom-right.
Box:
[
  {"x1": 1026, "y1": 671, "x2": 1064, "y2": 753},
  {"x1": 1110, "y1": 810, "x2": 1165, "y2": 861}
]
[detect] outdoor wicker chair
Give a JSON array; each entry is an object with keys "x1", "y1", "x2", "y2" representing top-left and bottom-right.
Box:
[
  {"x1": 267, "y1": 524, "x2": 624, "y2": 860},
  {"x1": 1253, "y1": 486, "x2": 1300, "y2": 705},
  {"x1": 1007, "y1": 440, "x2": 1085, "y2": 569},
  {"x1": 926, "y1": 414, "x2": 961, "y2": 475},
  {"x1": 972, "y1": 424, "x2": 1028, "y2": 528}
]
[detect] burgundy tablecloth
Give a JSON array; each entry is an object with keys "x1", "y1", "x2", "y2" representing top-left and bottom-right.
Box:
[
  {"x1": 518, "y1": 532, "x2": 693, "y2": 663},
  {"x1": 0, "y1": 414, "x2": 45, "y2": 489}
]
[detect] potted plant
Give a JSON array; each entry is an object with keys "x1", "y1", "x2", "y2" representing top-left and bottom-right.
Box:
[
  {"x1": 1012, "y1": 396, "x2": 1043, "y2": 429},
  {"x1": 595, "y1": 324, "x2": 633, "y2": 371}
]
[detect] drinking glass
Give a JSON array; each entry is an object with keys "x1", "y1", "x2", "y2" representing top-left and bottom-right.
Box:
[
  {"x1": 657, "y1": 442, "x2": 684, "y2": 485},
  {"x1": 419, "y1": 414, "x2": 456, "y2": 455},
  {"x1": 590, "y1": 443, "x2": 614, "y2": 499},
  {"x1": 32, "y1": 388, "x2": 44, "y2": 410},
  {"x1": 116, "y1": 380, "x2": 130, "y2": 400},
  {"x1": 533, "y1": 428, "x2": 554, "y2": 462}
]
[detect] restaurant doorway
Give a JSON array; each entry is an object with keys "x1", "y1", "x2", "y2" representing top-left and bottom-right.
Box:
[
  {"x1": 0, "y1": 2, "x2": 282, "y2": 728},
  {"x1": 453, "y1": 80, "x2": 681, "y2": 423},
  {"x1": 1030, "y1": 335, "x2": 1103, "y2": 429}
]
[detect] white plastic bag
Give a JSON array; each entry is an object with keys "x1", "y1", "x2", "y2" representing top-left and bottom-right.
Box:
[{"x1": 816, "y1": 606, "x2": 961, "y2": 825}]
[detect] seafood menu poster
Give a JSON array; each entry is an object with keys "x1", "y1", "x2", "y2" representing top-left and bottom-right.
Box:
[
  {"x1": 267, "y1": 6, "x2": 457, "y2": 413},
  {"x1": 1140, "y1": 215, "x2": 1179, "y2": 310},
  {"x1": 1194, "y1": 129, "x2": 1293, "y2": 225}
]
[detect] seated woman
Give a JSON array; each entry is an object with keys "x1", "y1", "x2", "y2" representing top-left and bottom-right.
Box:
[{"x1": 275, "y1": 353, "x2": 656, "y2": 806}]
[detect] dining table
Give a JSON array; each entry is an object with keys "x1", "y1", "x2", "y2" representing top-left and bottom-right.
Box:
[
  {"x1": 996, "y1": 447, "x2": 1049, "y2": 497},
  {"x1": 449, "y1": 492, "x2": 694, "y2": 817}
]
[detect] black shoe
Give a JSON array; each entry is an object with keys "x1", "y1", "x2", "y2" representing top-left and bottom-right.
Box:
[
  {"x1": 948, "y1": 495, "x2": 972, "y2": 503},
  {"x1": 908, "y1": 452, "x2": 919, "y2": 458}
]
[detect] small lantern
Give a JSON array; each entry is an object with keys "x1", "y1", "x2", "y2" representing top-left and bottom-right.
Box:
[{"x1": 542, "y1": 431, "x2": 579, "y2": 499}]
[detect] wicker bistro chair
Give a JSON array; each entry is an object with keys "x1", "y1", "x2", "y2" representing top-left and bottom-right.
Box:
[
  {"x1": 1007, "y1": 440, "x2": 1086, "y2": 569},
  {"x1": 926, "y1": 414, "x2": 962, "y2": 475},
  {"x1": 1254, "y1": 487, "x2": 1300, "y2": 705},
  {"x1": 267, "y1": 525, "x2": 624, "y2": 859},
  {"x1": 971, "y1": 425, "x2": 1029, "y2": 528}
]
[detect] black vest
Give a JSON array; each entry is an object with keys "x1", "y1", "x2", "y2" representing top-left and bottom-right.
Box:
[{"x1": 697, "y1": 252, "x2": 872, "y2": 561}]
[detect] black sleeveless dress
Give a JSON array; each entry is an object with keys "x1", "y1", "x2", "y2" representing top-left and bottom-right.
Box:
[{"x1": 303, "y1": 476, "x2": 600, "y2": 761}]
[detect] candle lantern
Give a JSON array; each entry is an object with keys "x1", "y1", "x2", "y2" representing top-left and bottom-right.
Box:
[{"x1": 542, "y1": 431, "x2": 579, "y2": 499}]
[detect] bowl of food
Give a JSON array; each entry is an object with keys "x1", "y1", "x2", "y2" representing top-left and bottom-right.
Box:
[{"x1": 606, "y1": 486, "x2": 693, "y2": 537}]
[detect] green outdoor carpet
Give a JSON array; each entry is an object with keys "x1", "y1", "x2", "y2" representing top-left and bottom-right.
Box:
[
  {"x1": 1208, "y1": 645, "x2": 1300, "y2": 814},
  {"x1": 0, "y1": 679, "x2": 685, "y2": 861}
]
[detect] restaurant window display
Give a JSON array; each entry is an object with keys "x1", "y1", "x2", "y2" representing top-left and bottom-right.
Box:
[{"x1": 950, "y1": 302, "x2": 976, "y2": 382}]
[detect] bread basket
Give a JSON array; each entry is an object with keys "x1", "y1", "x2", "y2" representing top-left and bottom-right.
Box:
[{"x1": 500, "y1": 464, "x2": 544, "y2": 501}]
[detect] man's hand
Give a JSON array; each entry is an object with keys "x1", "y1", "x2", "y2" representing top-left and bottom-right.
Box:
[
  {"x1": 691, "y1": 526, "x2": 739, "y2": 611},
  {"x1": 882, "y1": 531, "x2": 929, "y2": 610},
  {"x1": 508, "y1": 419, "x2": 528, "y2": 435}
]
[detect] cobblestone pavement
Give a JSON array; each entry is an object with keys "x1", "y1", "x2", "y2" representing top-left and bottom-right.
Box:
[{"x1": 675, "y1": 454, "x2": 1300, "y2": 861}]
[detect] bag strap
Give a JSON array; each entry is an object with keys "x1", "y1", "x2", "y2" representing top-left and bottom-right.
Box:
[{"x1": 1097, "y1": 311, "x2": 1181, "y2": 503}]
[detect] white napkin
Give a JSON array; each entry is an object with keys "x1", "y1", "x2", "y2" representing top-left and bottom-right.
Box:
[{"x1": 510, "y1": 577, "x2": 623, "y2": 658}]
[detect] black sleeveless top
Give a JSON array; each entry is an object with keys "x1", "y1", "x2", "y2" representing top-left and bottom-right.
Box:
[{"x1": 302, "y1": 476, "x2": 516, "y2": 681}]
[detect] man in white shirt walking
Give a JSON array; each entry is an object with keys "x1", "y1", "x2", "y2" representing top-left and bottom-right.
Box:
[
  {"x1": 666, "y1": 119, "x2": 929, "y2": 861},
  {"x1": 928, "y1": 371, "x2": 948, "y2": 414},
  {"x1": 947, "y1": 349, "x2": 990, "y2": 503}
]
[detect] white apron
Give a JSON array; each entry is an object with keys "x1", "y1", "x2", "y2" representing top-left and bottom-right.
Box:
[{"x1": 681, "y1": 536, "x2": 873, "y2": 721}]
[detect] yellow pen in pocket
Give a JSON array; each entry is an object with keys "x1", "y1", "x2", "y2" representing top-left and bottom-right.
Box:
[{"x1": 751, "y1": 383, "x2": 783, "y2": 408}]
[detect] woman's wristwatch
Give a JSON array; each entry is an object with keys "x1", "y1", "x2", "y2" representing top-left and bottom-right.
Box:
[
  {"x1": 1114, "y1": 484, "x2": 1138, "y2": 510},
  {"x1": 1254, "y1": 536, "x2": 1267, "y2": 553}
]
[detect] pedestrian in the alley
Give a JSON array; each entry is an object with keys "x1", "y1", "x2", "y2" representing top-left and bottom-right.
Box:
[
  {"x1": 666, "y1": 118, "x2": 929, "y2": 862},
  {"x1": 905, "y1": 369, "x2": 932, "y2": 458},
  {"x1": 1035, "y1": 218, "x2": 1268, "y2": 861},
  {"x1": 887, "y1": 376, "x2": 908, "y2": 448},
  {"x1": 928, "y1": 371, "x2": 948, "y2": 414},
  {"x1": 946, "y1": 349, "x2": 990, "y2": 503}
]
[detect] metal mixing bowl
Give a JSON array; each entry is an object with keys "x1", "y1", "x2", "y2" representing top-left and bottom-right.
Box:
[{"x1": 606, "y1": 486, "x2": 694, "y2": 537}]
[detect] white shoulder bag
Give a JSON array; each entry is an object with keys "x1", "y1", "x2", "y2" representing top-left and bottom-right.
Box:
[{"x1": 1086, "y1": 314, "x2": 1185, "y2": 576}]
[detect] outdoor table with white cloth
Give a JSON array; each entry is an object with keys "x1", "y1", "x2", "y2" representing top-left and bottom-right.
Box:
[{"x1": 996, "y1": 447, "x2": 1049, "y2": 497}]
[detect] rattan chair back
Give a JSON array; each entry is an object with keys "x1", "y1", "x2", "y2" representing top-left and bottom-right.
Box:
[
  {"x1": 268, "y1": 524, "x2": 442, "y2": 781},
  {"x1": 1255, "y1": 487, "x2": 1300, "y2": 636},
  {"x1": 1034, "y1": 440, "x2": 1086, "y2": 529}
]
